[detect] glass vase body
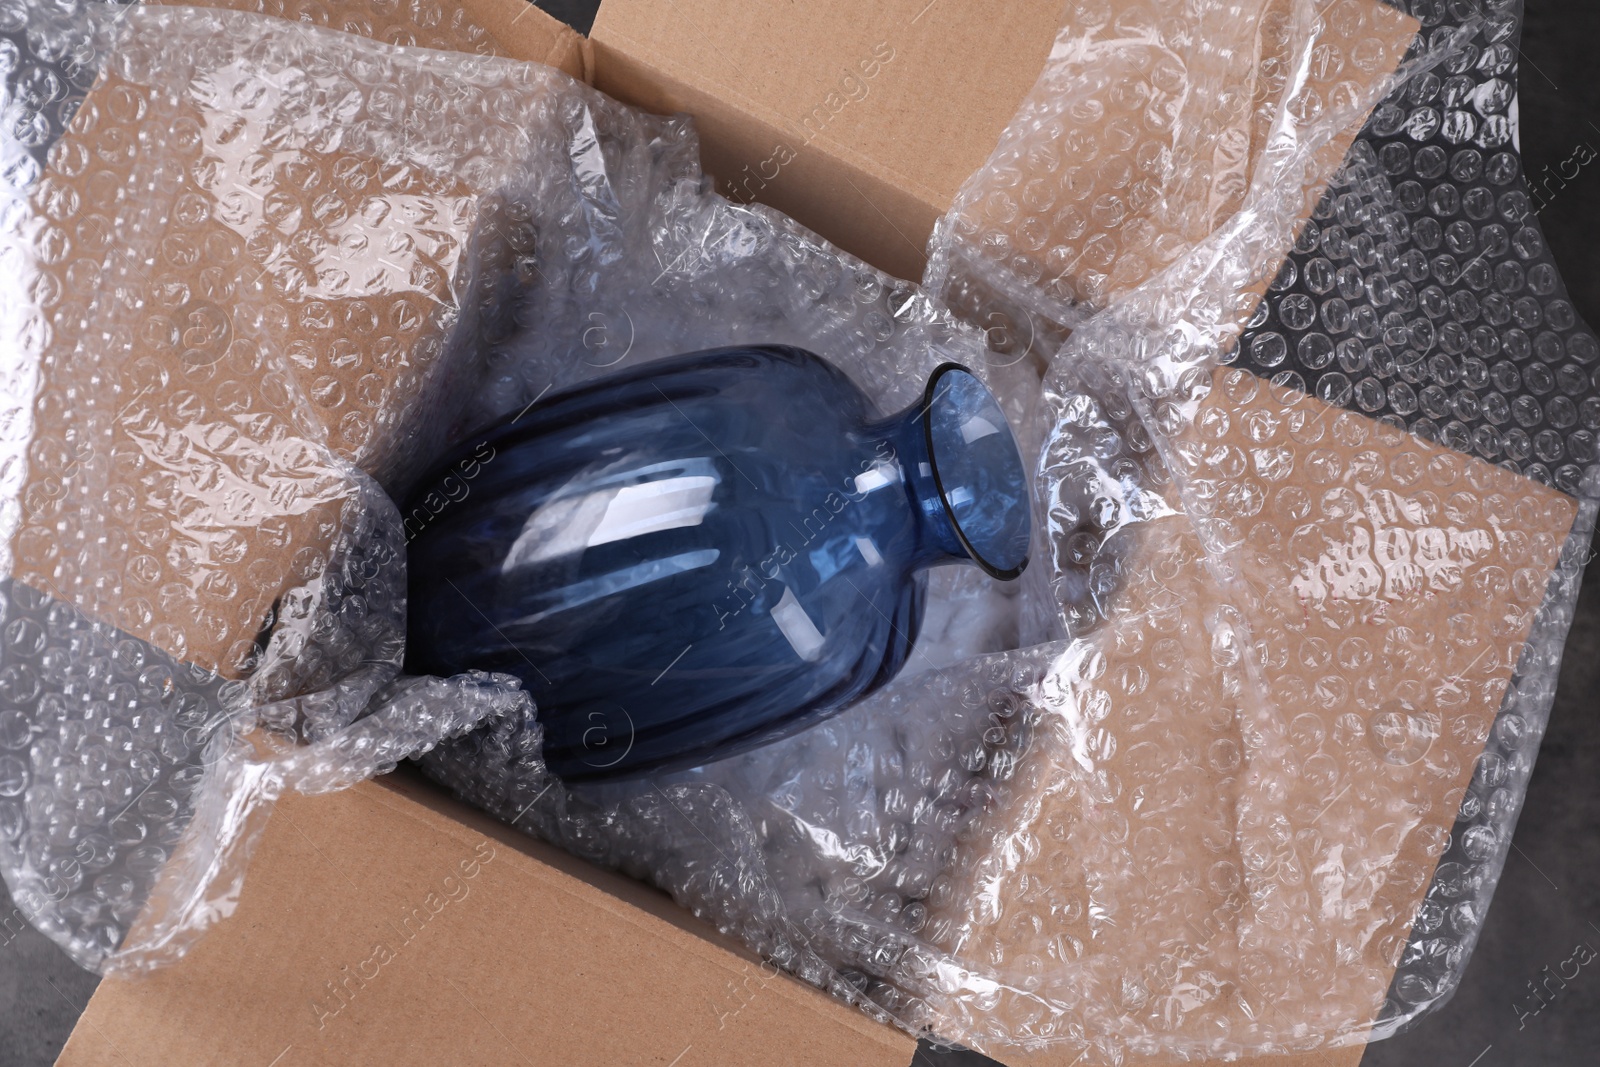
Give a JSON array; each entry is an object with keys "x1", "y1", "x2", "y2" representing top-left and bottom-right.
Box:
[{"x1": 405, "y1": 345, "x2": 1029, "y2": 781}]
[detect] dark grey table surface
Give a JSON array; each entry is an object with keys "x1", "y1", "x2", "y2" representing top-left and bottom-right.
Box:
[{"x1": 3, "y1": 2, "x2": 1597, "y2": 1066}]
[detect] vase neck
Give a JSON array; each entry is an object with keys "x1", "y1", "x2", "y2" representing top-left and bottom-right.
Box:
[
  {"x1": 887, "y1": 407, "x2": 969, "y2": 570},
  {"x1": 877, "y1": 365, "x2": 1031, "y2": 581}
]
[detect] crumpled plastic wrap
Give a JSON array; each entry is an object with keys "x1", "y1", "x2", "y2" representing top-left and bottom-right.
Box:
[
  {"x1": 430, "y1": 0, "x2": 1595, "y2": 1060},
  {"x1": 1, "y1": 0, "x2": 1595, "y2": 1063},
  {"x1": 0, "y1": 0, "x2": 594, "y2": 969},
  {"x1": 0, "y1": 0, "x2": 999, "y2": 977},
  {"x1": 911, "y1": 0, "x2": 1598, "y2": 1057}
]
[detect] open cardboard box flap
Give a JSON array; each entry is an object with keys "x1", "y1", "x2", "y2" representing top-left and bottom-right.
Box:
[
  {"x1": 56, "y1": 772, "x2": 916, "y2": 1067},
  {"x1": 588, "y1": 0, "x2": 1066, "y2": 281},
  {"x1": 50, "y1": 0, "x2": 1412, "y2": 1064},
  {"x1": 56, "y1": 771, "x2": 1363, "y2": 1067},
  {"x1": 450, "y1": 0, "x2": 1066, "y2": 282},
  {"x1": 458, "y1": 0, "x2": 591, "y2": 78}
]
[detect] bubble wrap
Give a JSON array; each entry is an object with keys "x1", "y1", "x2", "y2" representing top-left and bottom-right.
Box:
[
  {"x1": 0, "y1": 0, "x2": 1003, "y2": 981},
  {"x1": 426, "y1": 0, "x2": 1587, "y2": 1061},
  {"x1": 911, "y1": 0, "x2": 1599, "y2": 1058},
  {"x1": 1, "y1": 1, "x2": 1595, "y2": 1064},
  {"x1": 0, "y1": 0, "x2": 614, "y2": 969},
  {"x1": 424, "y1": 1, "x2": 1595, "y2": 1062}
]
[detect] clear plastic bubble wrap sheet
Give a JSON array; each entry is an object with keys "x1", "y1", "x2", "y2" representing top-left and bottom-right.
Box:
[
  {"x1": 0, "y1": 0, "x2": 998, "y2": 977},
  {"x1": 0, "y1": 0, "x2": 1595, "y2": 1064},
  {"x1": 911, "y1": 0, "x2": 1598, "y2": 1058},
  {"x1": 0, "y1": 0, "x2": 635, "y2": 970},
  {"x1": 430, "y1": 0, "x2": 1594, "y2": 1063}
]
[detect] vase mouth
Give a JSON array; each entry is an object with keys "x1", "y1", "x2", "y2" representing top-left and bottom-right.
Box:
[{"x1": 920, "y1": 363, "x2": 1031, "y2": 581}]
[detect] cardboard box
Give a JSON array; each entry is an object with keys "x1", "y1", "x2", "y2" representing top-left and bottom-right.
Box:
[
  {"x1": 41, "y1": 1, "x2": 1542, "y2": 1066},
  {"x1": 55, "y1": 769, "x2": 916, "y2": 1067},
  {"x1": 55, "y1": 768, "x2": 1375, "y2": 1067}
]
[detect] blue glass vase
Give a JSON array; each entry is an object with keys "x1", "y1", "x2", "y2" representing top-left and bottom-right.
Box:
[{"x1": 403, "y1": 346, "x2": 1030, "y2": 782}]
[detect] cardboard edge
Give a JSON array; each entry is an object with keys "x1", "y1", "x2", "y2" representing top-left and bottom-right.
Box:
[
  {"x1": 53, "y1": 1015, "x2": 111, "y2": 1067},
  {"x1": 369, "y1": 771, "x2": 917, "y2": 1057},
  {"x1": 587, "y1": 34, "x2": 942, "y2": 280},
  {"x1": 53, "y1": 771, "x2": 917, "y2": 1067},
  {"x1": 458, "y1": 0, "x2": 590, "y2": 78},
  {"x1": 591, "y1": 14, "x2": 949, "y2": 203}
]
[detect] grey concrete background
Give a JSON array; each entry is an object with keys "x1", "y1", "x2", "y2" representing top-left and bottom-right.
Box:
[{"x1": 2, "y1": 2, "x2": 1597, "y2": 1065}]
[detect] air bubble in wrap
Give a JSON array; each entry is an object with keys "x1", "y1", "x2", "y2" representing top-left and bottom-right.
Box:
[
  {"x1": 0, "y1": 0, "x2": 619, "y2": 969},
  {"x1": 913, "y1": 0, "x2": 1598, "y2": 1058}
]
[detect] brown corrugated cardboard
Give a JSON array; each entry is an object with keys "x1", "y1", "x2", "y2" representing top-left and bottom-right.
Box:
[
  {"x1": 11, "y1": 0, "x2": 587, "y2": 676},
  {"x1": 40, "y1": 1, "x2": 1552, "y2": 1066},
  {"x1": 54, "y1": 771, "x2": 1366, "y2": 1067},
  {"x1": 456, "y1": 0, "x2": 589, "y2": 74},
  {"x1": 588, "y1": 0, "x2": 1066, "y2": 282},
  {"x1": 54, "y1": 770, "x2": 915, "y2": 1067}
]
